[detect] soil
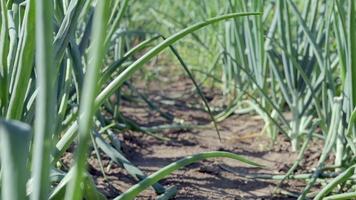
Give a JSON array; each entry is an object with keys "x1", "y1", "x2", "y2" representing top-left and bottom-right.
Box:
[{"x1": 63, "y1": 71, "x2": 325, "y2": 199}]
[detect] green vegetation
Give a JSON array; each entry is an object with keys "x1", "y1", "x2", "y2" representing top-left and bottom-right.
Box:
[{"x1": 0, "y1": 0, "x2": 356, "y2": 199}]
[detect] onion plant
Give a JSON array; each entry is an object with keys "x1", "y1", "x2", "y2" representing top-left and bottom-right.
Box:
[{"x1": 221, "y1": 0, "x2": 356, "y2": 198}]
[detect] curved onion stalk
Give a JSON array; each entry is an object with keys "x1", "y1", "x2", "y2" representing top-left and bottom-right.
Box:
[
  {"x1": 30, "y1": 0, "x2": 56, "y2": 199},
  {"x1": 0, "y1": 120, "x2": 31, "y2": 200},
  {"x1": 94, "y1": 12, "x2": 261, "y2": 107},
  {"x1": 323, "y1": 192, "x2": 356, "y2": 200},
  {"x1": 100, "y1": 35, "x2": 162, "y2": 85},
  {"x1": 115, "y1": 151, "x2": 262, "y2": 200},
  {"x1": 64, "y1": 1, "x2": 110, "y2": 200},
  {"x1": 314, "y1": 164, "x2": 356, "y2": 200}
]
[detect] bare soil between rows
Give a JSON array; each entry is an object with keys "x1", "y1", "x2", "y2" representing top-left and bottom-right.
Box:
[{"x1": 64, "y1": 75, "x2": 324, "y2": 199}]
